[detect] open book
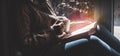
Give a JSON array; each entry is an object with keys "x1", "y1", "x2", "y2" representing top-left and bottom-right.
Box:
[{"x1": 63, "y1": 21, "x2": 97, "y2": 39}]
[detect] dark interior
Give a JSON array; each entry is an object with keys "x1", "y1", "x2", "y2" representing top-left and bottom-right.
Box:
[{"x1": 0, "y1": 0, "x2": 117, "y2": 56}]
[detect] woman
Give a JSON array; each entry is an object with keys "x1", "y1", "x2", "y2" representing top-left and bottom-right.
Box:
[{"x1": 17, "y1": 0, "x2": 120, "y2": 56}]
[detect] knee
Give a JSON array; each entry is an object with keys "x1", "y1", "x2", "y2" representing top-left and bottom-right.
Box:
[
  {"x1": 90, "y1": 35, "x2": 100, "y2": 42},
  {"x1": 90, "y1": 35, "x2": 111, "y2": 49},
  {"x1": 65, "y1": 38, "x2": 88, "y2": 50},
  {"x1": 89, "y1": 35, "x2": 105, "y2": 45}
]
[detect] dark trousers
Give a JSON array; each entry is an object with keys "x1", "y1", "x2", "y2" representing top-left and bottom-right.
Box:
[
  {"x1": 64, "y1": 35, "x2": 120, "y2": 56},
  {"x1": 95, "y1": 25, "x2": 120, "y2": 53}
]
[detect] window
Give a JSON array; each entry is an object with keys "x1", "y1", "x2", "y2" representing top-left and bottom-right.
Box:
[{"x1": 114, "y1": 0, "x2": 120, "y2": 40}]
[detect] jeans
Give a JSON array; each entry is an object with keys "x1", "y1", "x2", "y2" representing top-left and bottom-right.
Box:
[
  {"x1": 95, "y1": 25, "x2": 120, "y2": 52},
  {"x1": 65, "y1": 35, "x2": 120, "y2": 56}
]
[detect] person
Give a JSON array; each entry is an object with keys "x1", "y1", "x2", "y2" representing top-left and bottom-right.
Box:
[{"x1": 16, "y1": 0, "x2": 120, "y2": 56}]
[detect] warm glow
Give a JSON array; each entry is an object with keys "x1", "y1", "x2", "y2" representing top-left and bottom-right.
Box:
[
  {"x1": 69, "y1": 22, "x2": 96, "y2": 37},
  {"x1": 70, "y1": 21, "x2": 86, "y2": 24},
  {"x1": 55, "y1": 0, "x2": 96, "y2": 37},
  {"x1": 69, "y1": 20, "x2": 94, "y2": 32}
]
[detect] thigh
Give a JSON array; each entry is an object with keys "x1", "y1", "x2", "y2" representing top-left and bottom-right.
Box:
[
  {"x1": 95, "y1": 25, "x2": 120, "y2": 52},
  {"x1": 65, "y1": 38, "x2": 89, "y2": 50},
  {"x1": 90, "y1": 35, "x2": 120, "y2": 56},
  {"x1": 65, "y1": 38, "x2": 90, "y2": 56}
]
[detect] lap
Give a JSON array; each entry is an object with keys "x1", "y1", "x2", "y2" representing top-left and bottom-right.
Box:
[{"x1": 64, "y1": 35, "x2": 114, "y2": 56}]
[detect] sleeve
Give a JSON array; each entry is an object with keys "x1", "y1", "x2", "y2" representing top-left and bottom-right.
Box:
[{"x1": 17, "y1": 3, "x2": 58, "y2": 47}]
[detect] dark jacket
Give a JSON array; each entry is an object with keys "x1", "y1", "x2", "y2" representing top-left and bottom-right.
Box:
[{"x1": 17, "y1": 0, "x2": 59, "y2": 51}]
